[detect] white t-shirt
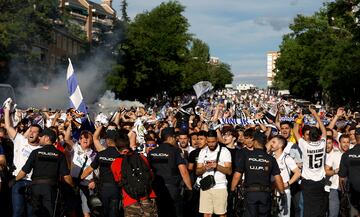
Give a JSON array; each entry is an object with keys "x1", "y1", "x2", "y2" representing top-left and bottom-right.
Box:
[
  {"x1": 276, "y1": 153, "x2": 298, "y2": 184},
  {"x1": 12, "y1": 133, "x2": 41, "y2": 180},
  {"x1": 70, "y1": 143, "x2": 96, "y2": 185},
  {"x1": 325, "y1": 150, "x2": 342, "y2": 190},
  {"x1": 198, "y1": 145, "x2": 232, "y2": 189},
  {"x1": 284, "y1": 141, "x2": 302, "y2": 164},
  {"x1": 298, "y1": 137, "x2": 326, "y2": 181}
]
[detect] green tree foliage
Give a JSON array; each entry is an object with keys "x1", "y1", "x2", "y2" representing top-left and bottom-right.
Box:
[
  {"x1": 0, "y1": 0, "x2": 59, "y2": 84},
  {"x1": 190, "y1": 38, "x2": 210, "y2": 62},
  {"x1": 108, "y1": 1, "x2": 233, "y2": 99},
  {"x1": 121, "y1": 0, "x2": 130, "y2": 23},
  {"x1": 274, "y1": 3, "x2": 360, "y2": 107}
]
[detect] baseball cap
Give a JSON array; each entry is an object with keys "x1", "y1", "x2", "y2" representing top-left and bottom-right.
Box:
[
  {"x1": 40, "y1": 128, "x2": 57, "y2": 143},
  {"x1": 161, "y1": 127, "x2": 175, "y2": 139}
]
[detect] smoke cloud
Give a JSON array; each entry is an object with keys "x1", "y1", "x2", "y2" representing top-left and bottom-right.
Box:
[
  {"x1": 8, "y1": 20, "x2": 127, "y2": 113},
  {"x1": 93, "y1": 90, "x2": 144, "y2": 114},
  {"x1": 13, "y1": 52, "x2": 109, "y2": 111}
]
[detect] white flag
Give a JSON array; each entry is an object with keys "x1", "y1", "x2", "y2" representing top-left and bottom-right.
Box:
[{"x1": 193, "y1": 81, "x2": 214, "y2": 98}]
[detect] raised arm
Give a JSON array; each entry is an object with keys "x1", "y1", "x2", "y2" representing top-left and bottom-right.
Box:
[
  {"x1": 216, "y1": 128, "x2": 226, "y2": 144},
  {"x1": 293, "y1": 114, "x2": 303, "y2": 142},
  {"x1": 64, "y1": 124, "x2": 75, "y2": 147},
  {"x1": 310, "y1": 106, "x2": 326, "y2": 138},
  {"x1": 328, "y1": 107, "x2": 344, "y2": 138},
  {"x1": 93, "y1": 125, "x2": 105, "y2": 152},
  {"x1": 113, "y1": 111, "x2": 121, "y2": 127},
  {"x1": 4, "y1": 108, "x2": 17, "y2": 139},
  {"x1": 275, "y1": 103, "x2": 282, "y2": 130}
]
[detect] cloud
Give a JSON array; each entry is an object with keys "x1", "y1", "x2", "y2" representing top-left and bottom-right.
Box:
[
  {"x1": 290, "y1": 0, "x2": 299, "y2": 6},
  {"x1": 253, "y1": 17, "x2": 292, "y2": 31}
]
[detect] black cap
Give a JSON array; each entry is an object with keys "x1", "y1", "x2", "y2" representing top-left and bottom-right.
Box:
[
  {"x1": 253, "y1": 130, "x2": 267, "y2": 146},
  {"x1": 40, "y1": 128, "x2": 57, "y2": 144},
  {"x1": 161, "y1": 127, "x2": 175, "y2": 139},
  {"x1": 106, "y1": 130, "x2": 120, "y2": 141}
]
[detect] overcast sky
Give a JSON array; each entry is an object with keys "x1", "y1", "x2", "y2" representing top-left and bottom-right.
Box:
[{"x1": 97, "y1": 0, "x2": 328, "y2": 87}]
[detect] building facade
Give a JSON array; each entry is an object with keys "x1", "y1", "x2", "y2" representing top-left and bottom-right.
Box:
[
  {"x1": 266, "y1": 51, "x2": 279, "y2": 87},
  {"x1": 60, "y1": 0, "x2": 116, "y2": 43},
  {"x1": 34, "y1": 0, "x2": 117, "y2": 74}
]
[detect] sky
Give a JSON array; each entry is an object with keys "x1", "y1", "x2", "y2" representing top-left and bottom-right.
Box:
[{"x1": 97, "y1": 0, "x2": 328, "y2": 87}]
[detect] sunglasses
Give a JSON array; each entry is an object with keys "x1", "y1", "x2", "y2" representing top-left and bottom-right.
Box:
[{"x1": 146, "y1": 143, "x2": 157, "y2": 148}]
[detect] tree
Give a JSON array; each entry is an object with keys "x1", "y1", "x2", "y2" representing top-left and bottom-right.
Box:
[
  {"x1": 208, "y1": 63, "x2": 233, "y2": 89},
  {"x1": 109, "y1": 1, "x2": 191, "y2": 99},
  {"x1": 189, "y1": 38, "x2": 210, "y2": 62},
  {"x1": 274, "y1": 5, "x2": 360, "y2": 107},
  {"x1": 108, "y1": 1, "x2": 233, "y2": 99},
  {"x1": 121, "y1": 0, "x2": 130, "y2": 23},
  {"x1": 0, "y1": 0, "x2": 59, "y2": 84}
]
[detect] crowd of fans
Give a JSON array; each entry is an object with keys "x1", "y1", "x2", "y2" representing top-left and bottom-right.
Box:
[{"x1": 0, "y1": 88, "x2": 359, "y2": 217}]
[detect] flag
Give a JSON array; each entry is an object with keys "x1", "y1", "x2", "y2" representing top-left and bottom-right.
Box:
[
  {"x1": 66, "y1": 58, "x2": 88, "y2": 114},
  {"x1": 235, "y1": 105, "x2": 247, "y2": 120},
  {"x1": 193, "y1": 81, "x2": 214, "y2": 99}
]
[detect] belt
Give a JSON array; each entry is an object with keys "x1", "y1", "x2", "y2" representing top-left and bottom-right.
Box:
[
  {"x1": 245, "y1": 186, "x2": 271, "y2": 192},
  {"x1": 31, "y1": 179, "x2": 57, "y2": 186}
]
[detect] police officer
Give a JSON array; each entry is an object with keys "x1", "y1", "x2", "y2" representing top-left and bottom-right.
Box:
[
  {"x1": 339, "y1": 128, "x2": 360, "y2": 217},
  {"x1": 81, "y1": 127, "x2": 124, "y2": 217},
  {"x1": 16, "y1": 128, "x2": 73, "y2": 217},
  {"x1": 148, "y1": 127, "x2": 192, "y2": 217},
  {"x1": 231, "y1": 131, "x2": 287, "y2": 217}
]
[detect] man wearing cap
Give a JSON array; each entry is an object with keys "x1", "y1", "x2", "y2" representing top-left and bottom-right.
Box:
[
  {"x1": 338, "y1": 128, "x2": 360, "y2": 217},
  {"x1": 231, "y1": 130, "x2": 287, "y2": 217},
  {"x1": 148, "y1": 127, "x2": 193, "y2": 217},
  {"x1": 16, "y1": 128, "x2": 73, "y2": 217},
  {"x1": 81, "y1": 126, "x2": 124, "y2": 217}
]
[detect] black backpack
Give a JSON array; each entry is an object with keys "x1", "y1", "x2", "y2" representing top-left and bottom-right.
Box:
[{"x1": 120, "y1": 153, "x2": 152, "y2": 200}]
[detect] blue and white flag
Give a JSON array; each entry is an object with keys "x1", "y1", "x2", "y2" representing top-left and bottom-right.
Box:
[
  {"x1": 193, "y1": 81, "x2": 213, "y2": 99},
  {"x1": 66, "y1": 58, "x2": 88, "y2": 114}
]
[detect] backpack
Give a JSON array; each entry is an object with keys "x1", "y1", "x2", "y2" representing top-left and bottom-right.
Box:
[{"x1": 120, "y1": 153, "x2": 152, "y2": 200}]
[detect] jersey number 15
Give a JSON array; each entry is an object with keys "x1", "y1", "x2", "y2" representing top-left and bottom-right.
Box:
[{"x1": 309, "y1": 153, "x2": 323, "y2": 169}]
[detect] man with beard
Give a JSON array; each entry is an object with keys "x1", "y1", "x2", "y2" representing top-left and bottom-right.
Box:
[
  {"x1": 196, "y1": 130, "x2": 232, "y2": 217},
  {"x1": 178, "y1": 131, "x2": 195, "y2": 163},
  {"x1": 4, "y1": 103, "x2": 42, "y2": 217}
]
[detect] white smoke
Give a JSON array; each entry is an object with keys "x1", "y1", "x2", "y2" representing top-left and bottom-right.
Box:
[
  {"x1": 94, "y1": 90, "x2": 144, "y2": 114},
  {"x1": 14, "y1": 54, "x2": 109, "y2": 110}
]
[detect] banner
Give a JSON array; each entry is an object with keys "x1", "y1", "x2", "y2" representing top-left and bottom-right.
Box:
[{"x1": 219, "y1": 118, "x2": 269, "y2": 126}]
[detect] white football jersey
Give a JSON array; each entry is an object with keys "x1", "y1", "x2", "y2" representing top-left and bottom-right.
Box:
[{"x1": 298, "y1": 137, "x2": 326, "y2": 181}]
